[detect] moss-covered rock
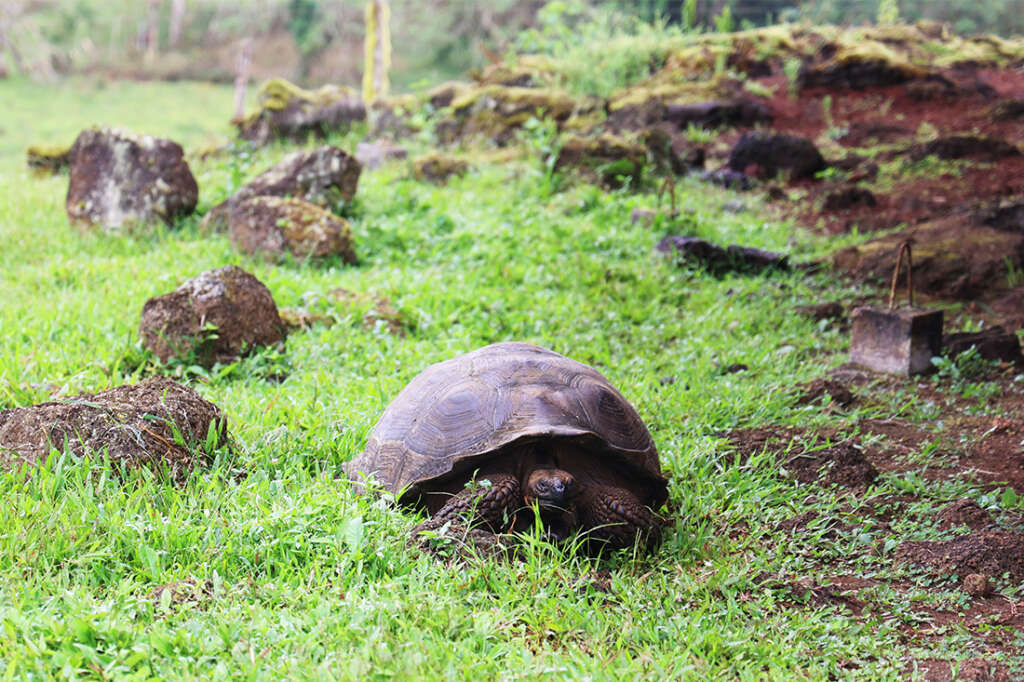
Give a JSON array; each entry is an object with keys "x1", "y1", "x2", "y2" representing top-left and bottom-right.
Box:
[
  {"x1": 26, "y1": 143, "x2": 71, "y2": 175},
  {"x1": 553, "y1": 134, "x2": 646, "y2": 189},
  {"x1": 228, "y1": 196, "x2": 357, "y2": 263},
  {"x1": 237, "y1": 78, "x2": 366, "y2": 146},
  {"x1": 412, "y1": 154, "x2": 469, "y2": 185},
  {"x1": 66, "y1": 127, "x2": 198, "y2": 230},
  {"x1": 439, "y1": 85, "x2": 596, "y2": 145},
  {"x1": 202, "y1": 146, "x2": 360, "y2": 232}
]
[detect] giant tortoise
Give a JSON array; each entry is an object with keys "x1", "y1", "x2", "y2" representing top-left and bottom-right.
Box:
[{"x1": 345, "y1": 342, "x2": 668, "y2": 551}]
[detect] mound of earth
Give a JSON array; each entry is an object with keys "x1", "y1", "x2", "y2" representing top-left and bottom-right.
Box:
[
  {"x1": 0, "y1": 377, "x2": 227, "y2": 481},
  {"x1": 895, "y1": 530, "x2": 1024, "y2": 582},
  {"x1": 783, "y1": 443, "x2": 878, "y2": 488},
  {"x1": 831, "y1": 211, "x2": 1024, "y2": 302},
  {"x1": 936, "y1": 499, "x2": 993, "y2": 531}
]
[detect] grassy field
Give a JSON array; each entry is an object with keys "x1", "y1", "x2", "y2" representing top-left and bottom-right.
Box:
[{"x1": 0, "y1": 71, "x2": 1019, "y2": 680}]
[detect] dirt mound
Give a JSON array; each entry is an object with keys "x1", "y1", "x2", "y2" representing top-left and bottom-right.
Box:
[
  {"x1": 895, "y1": 530, "x2": 1024, "y2": 581},
  {"x1": 784, "y1": 443, "x2": 879, "y2": 488},
  {"x1": 832, "y1": 212, "x2": 1024, "y2": 301},
  {"x1": 0, "y1": 377, "x2": 227, "y2": 481},
  {"x1": 936, "y1": 499, "x2": 993, "y2": 531},
  {"x1": 794, "y1": 379, "x2": 855, "y2": 408},
  {"x1": 910, "y1": 135, "x2": 1020, "y2": 162}
]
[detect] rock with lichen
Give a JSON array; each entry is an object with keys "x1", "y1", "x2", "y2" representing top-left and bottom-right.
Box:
[
  {"x1": 201, "y1": 146, "x2": 360, "y2": 232},
  {"x1": 438, "y1": 85, "x2": 598, "y2": 145},
  {"x1": 0, "y1": 377, "x2": 228, "y2": 482},
  {"x1": 228, "y1": 196, "x2": 356, "y2": 262},
  {"x1": 236, "y1": 78, "x2": 366, "y2": 146},
  {"x1": 412, "y1": 154, "x2": 469, "y2": 185},
  {"x1": 139, "y1": 265, "x2": 286, "y2": 367},
  {"x1": 65, "y1": 127, "x2": 198, "y2": 230},
  {"x1": 553, "y1": 134, "x2": 646, "y2": 189},
  {"x1": 26, "y1": 143, "x2": 72, "y2": 175}
]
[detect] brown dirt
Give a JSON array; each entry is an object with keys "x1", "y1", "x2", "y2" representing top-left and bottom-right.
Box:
[
  {"x1": 896, "y1": 530, "x2": 1024, "y2": 582},
  {"x1": 704, "y1": 61, "x2": 1024, "y2": 319}
]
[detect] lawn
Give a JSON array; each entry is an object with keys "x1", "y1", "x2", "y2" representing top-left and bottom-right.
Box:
[{"x1": 0, "y1": 70, "x2": 1019, "y2": 680}]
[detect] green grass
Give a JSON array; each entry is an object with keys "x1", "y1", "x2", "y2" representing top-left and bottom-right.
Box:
[{"x1": 0, "y1": 75, "x2": 1020, "y2": 679}]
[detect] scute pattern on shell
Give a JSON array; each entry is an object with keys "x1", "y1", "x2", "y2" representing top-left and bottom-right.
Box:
[{"x1": 346, "y1": 342, "x2": 664, "y2": 504}]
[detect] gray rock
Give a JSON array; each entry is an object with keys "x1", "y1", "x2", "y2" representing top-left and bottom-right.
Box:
[
  {"x1": 66, "y1": 127, "x2": 198, "y2": 229},
  {"x1": 202, "y1": 146, "x2": 360, "y2": 231},
  {"x1": 228, "y1": 196, "x2": 357, "y2": 262}
]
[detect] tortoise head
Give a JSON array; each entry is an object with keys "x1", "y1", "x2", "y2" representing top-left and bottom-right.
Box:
[{"x1": 522, "y1": 466, "x2": 579, "y2": 541}]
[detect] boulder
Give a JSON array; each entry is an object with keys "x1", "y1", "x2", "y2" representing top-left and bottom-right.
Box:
[
  {"x1": 797, "y1": 42, "x2": 931, "y2": 91},
  {"x1": 228, "y1": 196, "x2": 356, "y2": 263},
  {"x1": 139, "y1": 266, "x2": 286, "y2": 366},
  {"x1": 202, "y1": 146, "x2": 360, "y2": 232},
  {"x1": 438, "y1": 85, "x2": 595, "y2": 145},
  {"x1": 728, "y1": 132, "x2": 826, "y2": 180},
  {"x1": 0, "y1": 377, "x2": 227, "y2": 481},
  {"x1": 552, "y1": 134, "x2": 646, "y2": 189},
  {"x1": 236, "y1": 79, "x2": 366, "y2": 146},
  {"x1": 65, "y1": 127, "x2": 198, "y2": 229}
]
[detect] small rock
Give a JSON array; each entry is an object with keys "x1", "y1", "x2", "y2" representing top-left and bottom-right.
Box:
[
  {"x1": 823, "y1": 187, "x2": 877, "y2": 211},
  {"x1": 910, "y1": 135, "x2": 1020, "y2": 162},
  {"x1": 728, "y1": 132, "x2": 827, "y2": 181},
  {"x1": 701, "y1": 168, "x2": 752, "y2": 190},
  {"x1": 937, "y1": 499, "x2": 993, "y2": 531},
  {"x1": 202, "y1": 146, "x2": 360, "y2": 232},
  {"x1": 553, "y1": 134, "x2": 645, "y2": 189},
  {"x1": 796, "y1": 302, "x2": 844, "y2": 322},
  {"x1": 664, "y1": 99, "x2": 772, "y2": 130},
  {"x1": 412, "y1": 154, "x2": 470, "y2": 185},
  {"x1": 962, "y1": 573, "x2": 993, "y2": 598},
  {"x1": 26, "y1": 143, "x2": 71, "y2": 175},
  {"x1": 656, "y1": 235, "x2": 788, "y2": 274},
  {"x1": 139, "y1": 266, "x2": 286, "y2": 367},
  {"x1": 66, "y1": 127, "x2": 198, "y2": 229},
  {"x1": 631, "y1": 208, "x2": 659, "y2": 225},
  {"x1": 227, "y1": 196, "x2": 357, "y2": 263}
]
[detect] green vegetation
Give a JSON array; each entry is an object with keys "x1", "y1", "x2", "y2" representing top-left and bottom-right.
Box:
[{"x1": 2, "y1": 17, "x2": 1024, "y2": 680}]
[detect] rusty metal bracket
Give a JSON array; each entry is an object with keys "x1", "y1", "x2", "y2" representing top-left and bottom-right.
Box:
[{"x1": 888, "y1": 240, "x2": 914, "y2": 309}]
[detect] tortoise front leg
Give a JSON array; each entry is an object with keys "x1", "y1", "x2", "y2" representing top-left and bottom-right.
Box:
[
  {"x1": 416, "y1": 473, "x2": 521, "y2": 534},
  {"x1": 577, "y1": 485, "x2": 661, "y2": 550}
]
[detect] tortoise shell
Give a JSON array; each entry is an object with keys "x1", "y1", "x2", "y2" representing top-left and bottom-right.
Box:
[{"x1": 346, "y1": 342, "x2": 667, "y2": 508}]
